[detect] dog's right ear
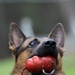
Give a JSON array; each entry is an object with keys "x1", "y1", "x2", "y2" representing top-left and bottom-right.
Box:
[{"x1": 9, "y1": 22, "x2": 26, "y2": 51}]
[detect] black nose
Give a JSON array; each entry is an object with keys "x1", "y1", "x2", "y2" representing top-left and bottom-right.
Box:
[{"x1": 44, "y1": 40, "x2": 56, "y2": 47}]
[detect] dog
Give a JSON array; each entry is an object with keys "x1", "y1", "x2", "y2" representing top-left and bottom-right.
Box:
[{"x1": 9, "y1": 22, "x2": 65, "y2": 75}]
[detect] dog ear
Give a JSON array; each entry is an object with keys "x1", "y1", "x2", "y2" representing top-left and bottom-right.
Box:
[
  {"x1": 9, "y1": 22, "x2": 26, "y2": 51},
  {"x1": 48, "y1": 23, "x2": 65, "y2": 50}
]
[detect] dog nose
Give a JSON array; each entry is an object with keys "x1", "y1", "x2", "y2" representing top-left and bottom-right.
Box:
[{"x1": 44, "y1": 40, "x2": 56, "y2": 47}]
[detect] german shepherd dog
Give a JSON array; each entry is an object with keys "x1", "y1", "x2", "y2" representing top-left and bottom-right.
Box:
[{"x1": 9, "y1": 22, "x2": 65, "y2": 75}]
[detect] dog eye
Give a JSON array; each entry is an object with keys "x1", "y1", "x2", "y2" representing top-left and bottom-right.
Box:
[{"x1": 28, "y1": 39, "x2": 39, "y2": 48}]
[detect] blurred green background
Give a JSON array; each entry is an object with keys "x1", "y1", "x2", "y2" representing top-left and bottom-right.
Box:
[
  {"x1": 0, "y1": 0, "x2": 75, "y2": 75},
  {"x1": 0, "y1": 55, "x2": 75, "y2": 75}
]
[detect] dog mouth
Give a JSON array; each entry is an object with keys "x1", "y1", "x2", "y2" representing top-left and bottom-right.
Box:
[
  {"x1": 21, "y1": 48, "x2": 57, "y2": 75},
  {"x1": 42, "y1": 69, "x2": 55, "y2": 75},
  {"x1": 28, "y1": 49, "x2": 57, "y2": 74},
  {"x1": 27, "y1": 55, "x2": 56, "y2": 75},
  {"x1": 21, "y1": 55, "x2": 56, "y2": 75}
]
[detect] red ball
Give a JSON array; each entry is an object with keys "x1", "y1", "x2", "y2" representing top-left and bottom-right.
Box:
[
  {"x1": 25, "y1": 56, "x2": 56, "y2": 72},
  {"x1": 25, "y1": 56, "x2": 42, "y2": 72},
  {"x1": 41, "y1": 56, "x2": 56, "y2": 72}
]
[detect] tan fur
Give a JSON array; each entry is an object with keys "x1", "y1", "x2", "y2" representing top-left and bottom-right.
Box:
[
  {"x1": 12, "y1": 50, "x2": 31, "y2": 75},
  {"x1": 55, "y1": 48, "x2": 65, "y2": 75},
  {"x1": 11, "y1": 38, "x2": 41, "y2": 75}
]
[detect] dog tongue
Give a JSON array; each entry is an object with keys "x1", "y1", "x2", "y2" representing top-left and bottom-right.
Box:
[{"x1": 21, "y1": 56, "x2": 56, "y2": 75}]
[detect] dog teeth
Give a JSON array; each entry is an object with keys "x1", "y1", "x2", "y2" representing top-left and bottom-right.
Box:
[{"x1": 42, "y1": 69, "x2": 55, "y2": 75}]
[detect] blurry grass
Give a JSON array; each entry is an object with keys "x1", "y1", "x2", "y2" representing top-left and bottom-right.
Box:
[
  {"x1": 0, "y1": 58, "x2": 14, "y2": 75},
  {"x1": 63, "y1": 55, "x2": 75, "y2": 75},
  {"x1": 0, "y1": 55, "x2": 75, "y2": 75}
]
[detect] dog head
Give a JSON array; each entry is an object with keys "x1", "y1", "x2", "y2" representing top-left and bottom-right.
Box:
[{"x1": 9, "y1": 22, "x2": 65, "y2": 75}]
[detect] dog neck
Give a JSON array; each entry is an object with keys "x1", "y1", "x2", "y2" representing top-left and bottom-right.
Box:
[
  {"x1": 12, "y1": 51, "x2": 32, "y2": 75},
  {"x1": 12, "y1": 61, "x2": 32, "y2": 75}
]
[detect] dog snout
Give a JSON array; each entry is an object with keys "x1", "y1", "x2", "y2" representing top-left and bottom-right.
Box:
[{"x1": 44, "y1": 39, "x2": 56, "y2": 48}]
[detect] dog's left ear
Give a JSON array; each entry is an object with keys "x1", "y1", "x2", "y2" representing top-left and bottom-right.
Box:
[
  {"x1": 9, "y1": 22, "x2": 26, "y2": 51},
  {"x1": 48, "y1": 23, "x2": 65, "y2": 50}
]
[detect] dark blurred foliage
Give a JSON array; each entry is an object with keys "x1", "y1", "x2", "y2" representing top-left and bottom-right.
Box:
[{"x1": 0, "y1": 3, "x2": 69, "y2": 59}]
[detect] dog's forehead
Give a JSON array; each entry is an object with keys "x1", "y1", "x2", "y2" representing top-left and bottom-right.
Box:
[
  {"x1": 40, "y1": 37, "x2": 49, "y2": 40},
  {"x1": 25, "y1": 37, "x2": 53, "y2": 42},
  {"x1": 40, "y1": 37, "x2": 53, "y2": 41}
]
